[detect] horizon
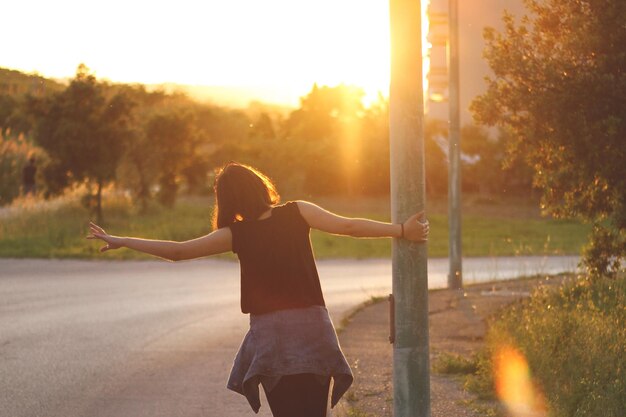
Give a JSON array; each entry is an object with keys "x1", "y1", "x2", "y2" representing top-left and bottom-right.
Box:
[{"x1": 1, "y1": 65, "x2": 383, "y2": 109}]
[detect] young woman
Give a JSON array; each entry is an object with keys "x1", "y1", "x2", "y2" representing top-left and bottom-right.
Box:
[{"x1": 88, "y1": 162, "x2": 429, "y2": 417}]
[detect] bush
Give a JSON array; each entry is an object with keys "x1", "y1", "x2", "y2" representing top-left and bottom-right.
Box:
[
  {"x1": 472, "y1": 275, "x2": 626, "y2": 417},
  {"x1": 0, "y1": 133, "x2": 43, "y2": 205}
]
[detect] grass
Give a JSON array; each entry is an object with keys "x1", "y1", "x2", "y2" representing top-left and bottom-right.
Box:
[
  {"x1": 458, "y1": 399, "x2": 503, "y2": 417},
  {"x1": 0, "y1": 191, "x2": 591, "y2": 259},
  {"x1": 312, "y1": 213, "x2": 590, "y2": 258},
  {"x1": 345, "y1": 408, "x2": 373, "y2": 417},
  {"x1": 0, "y1": 192, "x2": 218, "y2": 259},
  {"x1": 466, "y1": 274, "x2": 626, "y2": 417},
  {"x1": 432, "y1": 350, "x2": 503, "y2": 416},
  {"x1": 341, "y1": 384, "x2": 376, "y2": 417},
  {"x1": 430, "y1": 275, "x2": 625, "y2": 417},
  {"x1": 432, "y1": 352, "x2": 479, "y2": 375}
]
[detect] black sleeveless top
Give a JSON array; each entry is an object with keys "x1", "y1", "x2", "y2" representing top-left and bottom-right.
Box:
[{"x1": 229, "y1": 201, "x2": 326, "y2": 314}]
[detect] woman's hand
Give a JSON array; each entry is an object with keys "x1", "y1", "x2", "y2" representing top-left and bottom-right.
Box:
[
  {"x1": 403, "y1": 211, "x2": 429, "y2": 242},
  {"x1": 87, "y1": 222, "x2": 124, "y2": 253}
]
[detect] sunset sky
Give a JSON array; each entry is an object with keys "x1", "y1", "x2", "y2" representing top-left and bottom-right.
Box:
[{"x1": 2, "y1": 0, "x2": 400, "y2": 105}]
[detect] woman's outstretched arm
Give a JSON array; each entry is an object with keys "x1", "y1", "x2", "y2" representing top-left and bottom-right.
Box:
[
  {"x1": 295, "y1": 201, "x2": 429, "y2": 242},
  {"x1": 87, "y1": 222, "x2": 232, "y2": 261}
]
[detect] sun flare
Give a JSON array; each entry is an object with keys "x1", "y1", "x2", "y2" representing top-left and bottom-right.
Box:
[{"x1": 494, "y1": 344, "x2": 547, "y2": 417}]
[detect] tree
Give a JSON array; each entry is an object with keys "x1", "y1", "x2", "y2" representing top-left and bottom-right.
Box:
[
  {"x1": 0, "y1": 132, "x2": 43, "y2": 205},
  {"x1": 471, "y1": 0, "x2": 626, "y2": 277},
  {"x1": 249, "y1": 112, "x2": 276, "y2": 141},
  {"x1": 359, "y1": 95, "x2": 391, "y2": 196},
  {"x1": 423, "y1": 119, "x2": 449, "y2": 197},
  {"x1": 0, "y1": 95, "x2": 17, "y2": 135},
  {"x1": 283, "y1": 84, "x2": 367, "y2": 195},
  {"x1": 148, "y1": 111, "x2": 195, "y2": 207},
  {"x1": 0, "y1": 93, "x2": 35, "y2": 139},
  {"x1": 461, "y1": 125, "x2": 534, "y2": 196},
  {"x1": 29, "y1": 64, "x2": 133, "y2": 222}
]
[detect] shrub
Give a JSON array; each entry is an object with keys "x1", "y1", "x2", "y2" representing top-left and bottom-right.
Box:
[
  {"x1": 472, "y1": 276, "x2": 626, "y2": 417},
  {"x1": 0, "y1": 133, "x2": 43, "y2": 205}
]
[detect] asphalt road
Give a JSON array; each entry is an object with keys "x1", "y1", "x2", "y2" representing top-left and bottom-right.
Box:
[{"x1": 0, "y1": 256, "x2": 579, "y2": 417}]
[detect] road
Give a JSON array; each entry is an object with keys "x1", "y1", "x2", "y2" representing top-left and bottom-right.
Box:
[{"x1": 0, "y1": 256, "x2": 579, "y2": 417}]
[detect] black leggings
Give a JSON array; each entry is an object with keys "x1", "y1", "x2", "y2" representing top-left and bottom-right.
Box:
[{"x1": 263, "y1": 373, "x2": 331, "y2": 417}]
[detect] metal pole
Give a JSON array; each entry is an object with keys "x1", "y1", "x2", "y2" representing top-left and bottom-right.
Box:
[
  {"x1": 389, "y1": 0, "x2": 430, "y2": 416},
  {"x1": 448, "y1": 0, "x2": 462, "y2": 289}
]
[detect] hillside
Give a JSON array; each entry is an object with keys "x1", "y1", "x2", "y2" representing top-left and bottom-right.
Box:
[
  {"x1": 0, "y1": 67, "x2": 65, "y2": 97},
  {"x1": 145, "y1": 82, "x2": 295, "y2": 112}
]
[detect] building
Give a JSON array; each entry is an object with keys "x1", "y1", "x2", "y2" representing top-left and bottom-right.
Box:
[{"x1": 424, "y1": 0, "x2": 526, "y2": 126}]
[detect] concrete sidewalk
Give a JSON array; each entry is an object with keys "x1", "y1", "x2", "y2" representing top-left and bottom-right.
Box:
[{"x1": 332, "y1": 277, "x2": 565, "y2": 416}]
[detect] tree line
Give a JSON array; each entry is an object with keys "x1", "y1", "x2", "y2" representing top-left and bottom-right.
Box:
[{"x1": 0, "y1": 64, "x2": 532, "y2": 221}]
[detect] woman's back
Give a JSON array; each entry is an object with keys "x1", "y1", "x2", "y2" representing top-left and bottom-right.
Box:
[{"x1": 230, "y1": 201, "x2": 325, "y2": 314}]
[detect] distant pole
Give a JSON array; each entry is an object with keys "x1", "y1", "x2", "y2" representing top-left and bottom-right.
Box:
[
  {"x1": 389, "y1": 0, "x2": 430, "y2": 416},
  {"x1": 448, "y1": 0, "x2": 462, "y2": 289}
]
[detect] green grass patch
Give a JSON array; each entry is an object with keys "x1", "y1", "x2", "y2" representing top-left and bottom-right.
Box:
[
  {"x1": 467, "y1": 274, "x2": 626, "y2": 417},
  {"x1": 0, "y1": 194, "x2": 219, "y2": 260},
  {"x1": 345, "y1": 408, "x2": 373, "y2": 417},
  {"x1": 433, "y1": 352, "x2": 479, "y2": 375},
  {"x1": 0, "y1": 194, "x2": 590, "y2": 259},
  {"x1": 311, "y1": 212, "x2": 588, "y2": 258}
]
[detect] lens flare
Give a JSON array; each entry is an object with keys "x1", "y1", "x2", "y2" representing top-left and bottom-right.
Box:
[
  {"x1": 494, "y1": 344, "x2": 547, "y2": 417},
  {"x1": 422, "y1": 0, "x2": 431, "y2": 105}
]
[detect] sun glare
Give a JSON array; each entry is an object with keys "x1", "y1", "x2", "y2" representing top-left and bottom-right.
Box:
[
  {"x1": 494, "y1": 344, "x2": 547, "y2": 417},
  {"x1": 2, "y1": 0, "x2": 434, "y2": 108},
  {"x1": 422, "y1": 1, "x2": 432, "y2": 105}
]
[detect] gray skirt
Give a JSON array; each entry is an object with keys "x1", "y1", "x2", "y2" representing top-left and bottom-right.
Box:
[{"x1": 227, "y1": 305, "x2": 353, "y2": 413}]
